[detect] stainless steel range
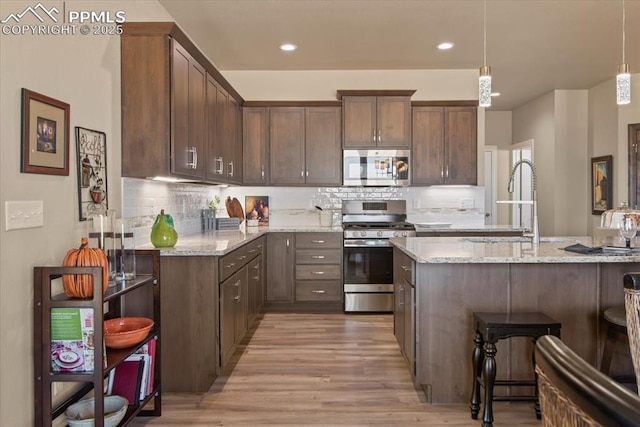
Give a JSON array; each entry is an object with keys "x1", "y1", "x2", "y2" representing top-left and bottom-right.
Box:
[{"x1": 342, "y1": 200, "x2": 415, "y2": 313}]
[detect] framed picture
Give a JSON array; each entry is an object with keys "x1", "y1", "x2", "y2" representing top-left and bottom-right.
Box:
[
  {"x1": 76, "y1": 127, "x2": 108, "y2": 221},
  {"x1": 21, "y1": 88, "x2": 70, "y2": 175},
  {"x1": 245, "y1": 196, "x2": 269, "y2": 224},
  {"x1": 591, "y1": 155, "x2": 613, "y2": 215}
]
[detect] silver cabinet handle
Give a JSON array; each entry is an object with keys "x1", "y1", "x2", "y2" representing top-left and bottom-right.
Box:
[
  {"x1": 441, "y1": 166, "x2": 444, "y2": 179},
  {"x1": 261, "y1": 165, "x2": 265, "y2": 180},
  {"x1": 237, "y1": 255, "x2": 247, "y2": 260},
  {"x1": 228, "y1": 161, "x2": 234, "y2": 177},
  {"x1": 311, "y1": 290, "x2": 326, "y2": 294},
  {"x1": 445, "y1": 165, "x2": 449, "y2": 178},
  {"x1": 253, "y1": 275, "x2": 259, "y2": 280},
  {"x1": 377, "y1": 129, "x2": 381, "y2": 142},
  {"x1": 311, "y1": 240, "x2": 325, "y2": 244},
  {"x1": 311, "y1": 271, "x2": 325, "y2": 275},
  {"x1": 301, "y1": 170, "x2": 304, "y2": 177},
  {"x1": 401, "y1": 265, "x2": 411, "y2": 271},
  {"x1": 253, "y1": 264, "x2": 259, "y2": 270},
  {"x1": 311, "y1": 255, "x2": 325, "y2": 259},
  {"x1": 372, "y1": 130, "x2": 376, "y2": 142},
  {"x1": 216, "y1": 156, "x2": 224, "y2": 175},
  {"x1": 248, "y1": 249, "x2": 256, "y2": 253},
  {"x1": 187, "y1": 147, "x2": 197, "y2": 169},
  {"x1": 226, "y1": 262, "x2": 235, "y2": 268}
]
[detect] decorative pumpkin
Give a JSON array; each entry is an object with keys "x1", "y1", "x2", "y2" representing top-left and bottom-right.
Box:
[{"x1": 62, "y1": 237, "x2": 109, "y2": 298}]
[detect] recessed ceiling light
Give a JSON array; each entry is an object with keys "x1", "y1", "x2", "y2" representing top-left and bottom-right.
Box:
[
  {"x1": 490, "y1": 92, "x2": 501, "y2": 97},
  {"x1": 280, "y1": 43, "x2": 297, "y2": 52},
  {"x1": 436, "y1": 42, "x2": 454, "y2": 50}
]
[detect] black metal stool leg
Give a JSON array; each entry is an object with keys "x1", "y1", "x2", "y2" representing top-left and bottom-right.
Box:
[
  {"x1": 470, "y1": 330, "x2": 484, "y2": 419},
  {"x1": 482, "y1": 342, "x2": 497, "y2": 427},
  {"x1": 532, "y1": 338, "x2": 541, "y2": 419}
]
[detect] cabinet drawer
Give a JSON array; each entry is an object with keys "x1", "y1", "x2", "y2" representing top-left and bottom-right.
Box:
[
  {"x1": 244, "y1": 237, "x2": 264, "y2": 259},
  {"x1": 219, "y1": 247, "x2": 249, "y2": 281},
  {"x1": 295, "y1": 280, "x2": 342, "y2": 301},
  {"x1": 296, "y1": 264, "x2": 341, "y2": 280},
  {"x1": 296, "y1": 249, "x2": 341, "y2": 264},
  {"x1": 296, "y1": 233, "x2": 341, "y2": 249},
  {"x1": 397, "y1": 255, "x2": 415, "y2": 285}
]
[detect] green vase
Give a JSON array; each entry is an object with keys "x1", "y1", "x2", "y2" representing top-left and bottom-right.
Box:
[{"x1": 150, "y1": 209, "x2": 178, "y2": 248}]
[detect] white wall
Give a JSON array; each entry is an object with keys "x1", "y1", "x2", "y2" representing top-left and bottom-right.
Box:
[
  {"x1": 0, "y1": 2, "x2": 173, "y2": 426},
  {"x1": 485, "y1": 111, "x2": 512, "y2": 224}
]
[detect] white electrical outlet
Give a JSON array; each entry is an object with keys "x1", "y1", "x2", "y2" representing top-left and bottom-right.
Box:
[
  {"x1": 460, "y1": 198, "x2": 474, "y2": 209},
  {"x1": 5, "y1": 201, "x2": 44, "y2": 230}
]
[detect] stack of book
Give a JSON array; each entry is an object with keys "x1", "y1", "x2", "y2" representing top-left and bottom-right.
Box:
[{"x1": 107, "y1": 338, "x2": 157, "y2": 404}]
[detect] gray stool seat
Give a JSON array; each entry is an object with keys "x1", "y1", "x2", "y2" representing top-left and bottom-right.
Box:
[{"x1": 604, "y1": 306, "x2": 627, "y2": 327}]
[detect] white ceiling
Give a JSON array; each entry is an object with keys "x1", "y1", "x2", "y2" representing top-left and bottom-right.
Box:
[{"x1": 157, "y1": 0, "x2": 640, "y2": 110}]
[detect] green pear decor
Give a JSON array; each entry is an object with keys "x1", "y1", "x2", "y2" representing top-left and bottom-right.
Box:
[{"x1": 150, "y1": 209, "x2": 178, "y2": 248}]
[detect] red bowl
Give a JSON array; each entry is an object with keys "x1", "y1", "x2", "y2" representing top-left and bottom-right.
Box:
[{"x1": 104, "y1": 317, "x2": 154, "y2": 349}]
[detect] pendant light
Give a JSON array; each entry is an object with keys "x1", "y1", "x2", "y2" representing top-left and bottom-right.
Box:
[
  {"x1": 617, "y1": 0, "x2": 631, "y2": 105},
  {"x1": 479, "y1": 0, "x2": 491, "y2": 108}
]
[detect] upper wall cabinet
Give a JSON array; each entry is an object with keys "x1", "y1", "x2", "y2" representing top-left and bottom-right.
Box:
[
  {"x1": 121, "y1": 23, "x2": 243, "y2": 183},
  {"x1": 243, "y1": 107, "x2": 269, "y2": 185},
  {"x1": 339, "y1": 90, "x2": 415, "y2": 149},
  {"x1": 412, "y1": 106, "x2": 477, "y2": 185}
]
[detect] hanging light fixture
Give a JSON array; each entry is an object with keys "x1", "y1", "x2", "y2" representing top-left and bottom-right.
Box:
[
  {"x1": 617, "y1": 0, "x2": 631, "y2": 105},
  {"x1": 479, "y1": 0, "x2": 491, "y2": 108}
]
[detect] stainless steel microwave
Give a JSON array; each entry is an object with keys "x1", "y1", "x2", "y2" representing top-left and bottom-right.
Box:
[{"x1": 343, "y1": 149, "x2": 410, "y2": 186}]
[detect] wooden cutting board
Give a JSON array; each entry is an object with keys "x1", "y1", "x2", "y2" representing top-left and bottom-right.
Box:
[{"x1": 225, "y1": 197, "x2": 245, "y2": 222}]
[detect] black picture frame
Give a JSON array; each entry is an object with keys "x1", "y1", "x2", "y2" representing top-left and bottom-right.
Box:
[
  {"x1": 591, "y1": 155, "x2": 613, "y2": 215},
  {"x1": 21, "y1": 88, "x2": 70, "y2": 175}
]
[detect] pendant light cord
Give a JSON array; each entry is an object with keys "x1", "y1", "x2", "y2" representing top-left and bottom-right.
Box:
[
  {"x1": 483, "y1": 0, "x2": 487, "y2": 65},
  {"x1": 622, "y1": 0, "x2": 626, "y2": 64}
]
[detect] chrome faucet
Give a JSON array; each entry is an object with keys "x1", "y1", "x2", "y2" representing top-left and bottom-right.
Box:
[{"x1": 507, "y1": 159, "x2": 540, "y2": 244}]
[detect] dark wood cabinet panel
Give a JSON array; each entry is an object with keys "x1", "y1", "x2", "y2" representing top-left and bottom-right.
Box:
[
  {"x1": 305, "y1": 107, "x2": 342, "y2": 185},
  {"x1": 343, "y1": 96, "x2": 410, "y2": 148},
  {"x1": 412, "y1": 106, "x2": 477, "y2": 185},
  {"x1": 243, "y1": 107, "x2": 268, "y2": 185},
  {"x1": 228, "y1": 98, "x2": 243, "y2": 184},
  {"x1": 269, "y1": 108, "x2": 306, "y2": 185},
  {"x1": 266, "y1": 233, "x2": 295, "y2": 302},
  {"x1": 205, "y1": 74, "x2": 221, "y2": 181}
]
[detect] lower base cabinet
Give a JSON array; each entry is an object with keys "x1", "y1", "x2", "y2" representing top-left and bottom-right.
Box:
[
  {"x1": 220, "y1": 266, "x2": 248, "y2": 365},
  {"x1": 161, "y1": 256, "x2": 218, "y2": 392},
  {"x1": 394, "y1": 249, "x2": 415, "y2": 375}
]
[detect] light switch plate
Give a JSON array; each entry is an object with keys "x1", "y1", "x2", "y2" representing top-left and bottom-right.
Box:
[
  {"x1": 460, "y1": 198, "x2": 474, "y2": 209},
  {"x1": 5, "y1": 200, "x2": 44, "y2": 230}
]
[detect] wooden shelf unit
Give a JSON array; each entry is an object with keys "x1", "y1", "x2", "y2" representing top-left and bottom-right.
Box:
[{"x1": 33, "y1": 250, "x2": 161, "y2": 427}]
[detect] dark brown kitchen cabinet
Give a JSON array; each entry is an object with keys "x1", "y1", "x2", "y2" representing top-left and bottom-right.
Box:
[
  {"x1": 161, "y1": 255, "x2": 218, "y2": 392},
  {"x1": 269, "y1": 107, "x2": 306, "y2": 185},
  {"x1": 393, "y1": 248, "x2": 415, "y2": 376},
  {"x1": 342, "y1": 96, "x2": 411, "y2": 148},
  {"x1": 268, "y1": 107, "x2": 342, "y2": 185},
  {"x1": 295, "y1": 233, "x2": 342, "y2": 303},
  {"x1": 247, "y1": 254, "x2": 264, "y2": 324},
  {"x1": 220, "y1": 267, "x2": 248, "y2": 366},
  {"x1": 121, "y1": 22, "x2": 243, "y2": 184},
  {"x1": 412, "y1": 106, "x2": 477, "y2": 185},
  {"x1": 266, "y1": 233, "x2": 295, "y2": 303},
  {"x1": 243, "y1": 107, "x2": 269, "y2": 185}
]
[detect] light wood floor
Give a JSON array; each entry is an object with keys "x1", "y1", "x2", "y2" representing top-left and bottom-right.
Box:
[{"x1": 131, "y1": 313, "x2": 541, "y2": 426}]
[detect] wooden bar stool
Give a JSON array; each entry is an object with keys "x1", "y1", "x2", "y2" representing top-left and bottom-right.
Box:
[
  {"x1": 470, "y1": 312, "x2": 561, "y2": 427},
  {"x1": 599, "y1": 305, "x2": 631, "y2": 381}
]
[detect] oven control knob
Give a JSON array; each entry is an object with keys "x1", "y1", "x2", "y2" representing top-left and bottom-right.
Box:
[
  {"x1": 402, "y1": 231, "x2": 408, "y2": 237},
  {"x1": 377, "y1": 231, "x2": 383, "y2": 237},
  {"x1": 360, "y1": 231, "x2": 367, "y2": 237}
]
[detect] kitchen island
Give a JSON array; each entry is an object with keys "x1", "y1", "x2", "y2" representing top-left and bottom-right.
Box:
[{"x1": 391, "y1": 236, "x2": 640, "y2": 404}]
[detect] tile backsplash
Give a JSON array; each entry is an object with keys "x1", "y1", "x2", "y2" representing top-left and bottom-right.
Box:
[{"x1": 123, "y1": 178, "x2": 485, "y2": 246}]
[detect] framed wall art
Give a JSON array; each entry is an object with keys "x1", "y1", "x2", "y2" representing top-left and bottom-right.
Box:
[
  {"x1": 76, "y1": 127, "x2": 108, "y2": 221},
  {"x1": 21, "y1": 88, "x2": 70, "y2": 175},
  {"x1": 591, "y1": 155, "x2": 612, "y2": 215},
  {"x1": 245, "y1": 196, "x2": 269, "y2": 224}
]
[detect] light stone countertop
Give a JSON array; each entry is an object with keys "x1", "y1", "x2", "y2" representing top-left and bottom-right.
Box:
[
  {"x1": 413, "y1": 224, "x2": 523, "y2": 233},
  {"x1": 391, "y1": 236, "x2": 640, "y2": 264},
  {"x1": 139, "y1": 225, "x2": 342, "y2": 256}
]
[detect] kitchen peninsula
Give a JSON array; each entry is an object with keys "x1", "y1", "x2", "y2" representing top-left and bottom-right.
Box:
[{"x1": 391, "y1": 236, "x2": 640, "y2": 404}]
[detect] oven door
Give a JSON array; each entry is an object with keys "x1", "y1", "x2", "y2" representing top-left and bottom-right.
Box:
[
  {"x1": 343, "y1": 242, "x2": 394, "y2": 312},
  {"x1": 343, "y1": 149, "x2": 410, "y2": 186}
]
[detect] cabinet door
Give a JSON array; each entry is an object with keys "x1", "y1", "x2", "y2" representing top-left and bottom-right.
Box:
[
  {"x1": 445, "y1": 107, "x2": 477, "y2": 185},
  {"x1": 403, "y1": 282, "x2": 415, "y2": 374},
  {"x1": 412, "y1": 107, "x2": 445, "y2": 185},
  {"x1": 234, "y1": 266, "x2": 248, "y2": 344},
  {"x1": 228, "y1": 98, "x2": 243, "y2": 185},
  {"x1": 220, "y1": 270, "x2": 238, "y2": 367},
  {"x1": 266, "y1": 233, "x2": 295, "y2": 302},
  {"x1": 394, "y1": 281, "x2": 405, "y2": 348},
  {"x1": 206, "y1": 74, "x2": 222, "y2": 181},
  {"x1": 305, "y1": 107, "x2": 342, "y2": 185},
  {"x1": 243, "y1": 107, "x2": 268, "y2": 185},
  {"x1": 269, "y1": 108, "x2": 305, "y2": 184},
  {"x1": 377, "y1": 96, "x2": 411, "y2": 148},
  {"x1": 247, "y1": 255, "x2": 263, "y2": 322},
  {"x1": 343, "y1": 96, "x2": 377, "y2": 148},
  {"x1": 171, "y1": 41, "x2": 206, "y2": 179}
]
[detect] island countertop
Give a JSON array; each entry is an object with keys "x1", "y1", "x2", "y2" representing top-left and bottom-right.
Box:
[{"x1": 391, "y1": 236, "x2": 640, "y2": 263}]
